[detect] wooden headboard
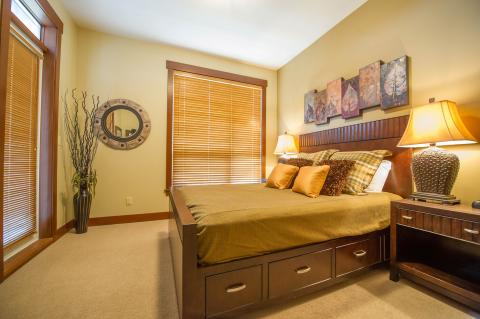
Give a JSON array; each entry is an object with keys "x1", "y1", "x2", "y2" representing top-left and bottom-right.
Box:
[{"x1": 299, "y1": 116, "x2": 413, "y2": 198}]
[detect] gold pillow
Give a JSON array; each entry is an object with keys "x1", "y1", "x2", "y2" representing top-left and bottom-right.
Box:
[
  {"x1": 292, "y1": 165, "x2": 330, "y2": 198},
  {"x1": 266, "y1": 164, "x2": 299, "y2": 189}
]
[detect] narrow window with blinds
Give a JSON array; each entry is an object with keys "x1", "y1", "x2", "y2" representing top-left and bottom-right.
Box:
[
  {"x1": 3, "y1": 30, "x2": 41, "y2": 249},
  {"x1": 172, "y1": 71, "x2": 263, "y2": 186}
]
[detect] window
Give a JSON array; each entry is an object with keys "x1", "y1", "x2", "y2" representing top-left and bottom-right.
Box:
[
  {"x1": 11, "y1": 0, "x2": 41, "y2": 39},
  {"x1": 167, "y1": 62, "x2": 266, "y2": 187},
  {"x1": 3, "y1": 30, "x2": 41, "y2": 248}
]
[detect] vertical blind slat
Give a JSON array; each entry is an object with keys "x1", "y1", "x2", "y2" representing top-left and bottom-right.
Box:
[
  {"x1": 3, "y1": 33, "x2": 39, "y2": 248},
  {"x1": 172, "y1": 72, "x2": 262, "y2": 186}
]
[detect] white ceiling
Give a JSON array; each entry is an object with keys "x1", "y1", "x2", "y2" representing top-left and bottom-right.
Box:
[{"x1": 61, "y1": 0, "x2": 366, "y2": 70}]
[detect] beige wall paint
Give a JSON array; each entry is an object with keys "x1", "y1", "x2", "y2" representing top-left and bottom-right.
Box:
[
  {"x1": 75, "y1": 29, "x2": 277, "y2": 218},
  {"x1": 278, "y1": 0, "x2": 480, "y2": 204},
  {"x1": 44, "y1": 0, "x2": 78, "y2": 228}
]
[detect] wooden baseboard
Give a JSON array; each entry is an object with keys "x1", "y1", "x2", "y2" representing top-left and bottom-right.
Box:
[
  {"x1": 54, "y1": 219, "x2": 74, "y2": 240},
  {"x1": 58, "y1": 212, "x2": 170, "y2": 230},
  {"x1": 88, "y1": 212, "x2": 170, "y2": 226}
]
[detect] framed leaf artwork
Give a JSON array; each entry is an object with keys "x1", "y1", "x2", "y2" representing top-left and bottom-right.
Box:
[
  {"x1": 302, "y1": 56, "x2": 409, "y2": 125},
  {"x1": 380, "y1": 56, "x2": 409, "y2": 109},
  {"x1": 341, "y1": 76, "x2": 360, "y2": 119},
  {"x1": 314, "y1": 90, "x2": 328, "y2": 124},
  {"x1": 304, "y1": 90, "x2": 317, "y2": 123},
  {"x1": 359, "y1": 60, "x2": 382, "y2": 109},
  {"x1": 326, "y1": 78, "x2": 343, "y2": 117}
]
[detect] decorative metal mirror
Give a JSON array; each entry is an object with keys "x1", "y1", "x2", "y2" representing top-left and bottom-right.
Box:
[{"x1": 94, "y1": 99, "x2": 151, "y2": 150}]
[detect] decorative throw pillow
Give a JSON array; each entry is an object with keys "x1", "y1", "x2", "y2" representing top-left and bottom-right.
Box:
[
  {"x1": 292, "y1": 165, "x2": 330, "y2": 198},
  {"x1": 278, "y1": 157, "x2": 314, "y2": 168},
  {"x1": 365, "y1": 160, "x2": 392, "y2": 193},
  {"x1": 330, "y1": 150, "x2": 392, "y2": 194},
  {"x1": 318, "y1": 160, "x2": 356, "y2": 196},
  {"x1": 297, "y1": 149, "x2": 338, "y2": 165},
  {"x1": 266, "y1": 163, "x2": 299, "y2": 190}
]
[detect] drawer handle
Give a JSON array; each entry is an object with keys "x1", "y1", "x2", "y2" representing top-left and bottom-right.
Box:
[
  {"x1": 295, "y1": 266, "x2": 311, "y2": 274},
  {"x1": 401, "y1": 215, "x2": 413, "y2": 220},
  {"x1": 353, "y1": 250, "x2": 367, "y2": 257},
  {"x1": 225, "y1": 283, "x2": 246, "y2": 293},
  {"x1": 464, "y1": 228, "x2": 479, "y2": 235}
]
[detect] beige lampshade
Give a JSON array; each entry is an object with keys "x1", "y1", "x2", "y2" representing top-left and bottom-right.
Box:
[
  {"x1": 398, "y1": 100, "x2": 477, "y2": 148},
  {"x1": 274, "y1": 133, "x2": 298, "y2": 155}
]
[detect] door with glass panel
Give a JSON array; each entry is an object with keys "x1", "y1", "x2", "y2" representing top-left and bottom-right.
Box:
[{"x1": 3, "y1": 0, "x2": 43, "y2": 259}]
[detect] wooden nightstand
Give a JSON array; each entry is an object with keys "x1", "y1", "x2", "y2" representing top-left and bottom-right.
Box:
[{"x1": 390, "y1": 199, "x2": 480, "y2": 311}]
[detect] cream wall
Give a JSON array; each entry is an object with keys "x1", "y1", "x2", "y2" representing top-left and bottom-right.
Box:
[
  {"x1": 46, "y1": 0, "x2": 77, "y2": 228},
  {"x1": 278, "y1": 0, "x2": 480, "y2": 204},
  {"x1": 76, "y1": 29, "x2": 277, "y2": 218}
]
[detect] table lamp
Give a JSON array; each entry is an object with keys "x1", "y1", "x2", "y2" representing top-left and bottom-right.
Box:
[
  {"x1": 398, "y1": 100, "x2": 477, "y2": 204},
  {"x1": 274, "y1": 132, "x2": 298, "y2": 158}
]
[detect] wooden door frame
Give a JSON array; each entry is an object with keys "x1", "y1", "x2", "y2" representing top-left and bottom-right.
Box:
[
  {"x1": 0, "y1": 0, "x2": 63, "y2": 282},
  {"x1": 165, "y1": 61, "x2": 267, "y2": 192}
]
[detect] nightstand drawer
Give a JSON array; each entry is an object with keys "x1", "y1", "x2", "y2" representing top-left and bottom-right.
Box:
[
  {"x1": 397, "y1": 209, "x2": 417, "y2": 227},
  {"x1": 396, "y1": 208, "x2": 480, "y2": 244}
]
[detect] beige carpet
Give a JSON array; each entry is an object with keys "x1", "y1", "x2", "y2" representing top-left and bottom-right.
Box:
[{"x1": 0, "y1": 220, "x2": 478, "y2": 319}]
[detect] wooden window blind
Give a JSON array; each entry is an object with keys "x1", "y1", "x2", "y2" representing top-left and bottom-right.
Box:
[
  {"x1": 3, "y1": 32, "x2": 40, "y2": 247},
  {"x1": 172, "y1": 71, "x2": 263, "y2": 186}
]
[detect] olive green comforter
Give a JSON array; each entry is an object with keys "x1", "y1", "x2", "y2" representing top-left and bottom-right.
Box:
[{"x1": 178, "y1": 184, "x2": 401, "y2": 265}]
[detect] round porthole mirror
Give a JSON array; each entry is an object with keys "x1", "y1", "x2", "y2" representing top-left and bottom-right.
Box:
[{"x1": 94, "y1": 99, "x2": 151, "y2": 150}]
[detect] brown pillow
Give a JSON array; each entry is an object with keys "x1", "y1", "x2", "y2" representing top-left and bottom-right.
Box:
[
  {"x1": 266, "y1": 163, "x2": 299, "y2": 189},
  {"x1": 318, "y1": 160, "x2": 356, "y2": 196},
  {"x1": 278, "y1": 157, "x2": 313, "y2": 168},
  {"x1": 292, "y1": 165, "x2": 330, "y2": 198}
]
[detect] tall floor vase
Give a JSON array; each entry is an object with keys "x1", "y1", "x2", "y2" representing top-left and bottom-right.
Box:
[{"x1": 73, "y1": 187, "x2": 92, "y2": 234}]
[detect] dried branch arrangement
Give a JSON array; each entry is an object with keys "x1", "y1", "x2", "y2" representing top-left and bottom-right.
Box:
[{"x1": 63, "y1": 89, "x2": 100, "y2": 194}]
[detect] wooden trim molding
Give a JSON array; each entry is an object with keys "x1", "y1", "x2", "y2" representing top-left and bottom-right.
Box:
[
  {"x1": 165, "y1": 61, "x2": 267, "y2": 190},
  {"x1": 165, "y1": 69, "x2": 174, "y2": 194},
  {"x1": 88, "y1": 212, "x2": 170, "y2": 226},
  {"x1": 261, "y1": 86, "x2": 267, "y2": 179},
  {"x1": 0, "y1": 0, "x2": 12, "y2": 283},
  {"x1": 53, "y1": 220, "x2": 74, "y2": 241},
  {"x1": 166, "y1": 60, "x2": 268, "y2": 87}
]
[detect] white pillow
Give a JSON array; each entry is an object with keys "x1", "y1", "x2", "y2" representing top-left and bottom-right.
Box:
[{"x1": 365, "y1": 160, "x2": 392, "y2": 193}]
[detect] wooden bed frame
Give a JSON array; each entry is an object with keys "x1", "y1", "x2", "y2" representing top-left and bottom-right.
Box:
[{"x1": 168, "y1": 116, "x2": 412, "y2": 318}]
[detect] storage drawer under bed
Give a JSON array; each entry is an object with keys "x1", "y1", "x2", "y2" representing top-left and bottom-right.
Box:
[
  {"x1": 268, "y1": 248, "x2": 333, "y2": 299},
  {"x1": 206, "y1": 265, "x2": 262, "y2": 317},
  {"x1": 335, "y1": 236, "x2": 381, "y2": 277}
]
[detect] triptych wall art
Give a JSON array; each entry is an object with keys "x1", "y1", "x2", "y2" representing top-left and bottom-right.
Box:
[{"x1": 304, "y1": 56, "x2": 409, "y2": 124}]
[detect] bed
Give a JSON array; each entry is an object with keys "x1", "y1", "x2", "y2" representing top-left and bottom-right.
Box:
[{"x1": 168, "y1": 116, "x2": 412, "y2": 319}]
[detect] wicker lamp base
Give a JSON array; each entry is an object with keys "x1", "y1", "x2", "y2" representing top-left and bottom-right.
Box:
[{"x1": 411, "y1": 146, "x2": 460, "y2": 205}]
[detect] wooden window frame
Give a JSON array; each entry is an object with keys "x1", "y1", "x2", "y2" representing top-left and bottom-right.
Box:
[
  {"x1": 165, "y1": 61, "x2": 267, "y2": 193},
  {"x1": 0, "y1": 0, "x2": 63, "y2": 282}
]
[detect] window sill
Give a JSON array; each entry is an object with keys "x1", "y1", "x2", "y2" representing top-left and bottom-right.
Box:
[{"x1": 3, "y1": 238, "x2": 53, "y2": 279}]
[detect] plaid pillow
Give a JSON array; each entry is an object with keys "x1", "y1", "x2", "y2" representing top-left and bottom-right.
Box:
[
  {"x1": 330, "y1": 150, "x2": 392, "y2": 194},
  {"x1": 278, "y1": 158, "x2": 313, "y2": 168},
  {"x1": 297, "y1": 149, "x2": 338, "y2": 165}
]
